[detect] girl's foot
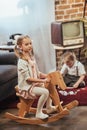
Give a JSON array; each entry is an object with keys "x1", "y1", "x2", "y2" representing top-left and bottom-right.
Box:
[
  {"x1": 36, "y1": 112, "x2": 49, "y2": 119},
  {"x1": 46, "y1": 101, "x2": 63, "y2": 114}
]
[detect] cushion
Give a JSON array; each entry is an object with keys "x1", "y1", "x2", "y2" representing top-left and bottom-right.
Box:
[
  {"x1": 58, "y1": 86, "x2": 87, "y2": 106},
  {"x1": 0, "y1": 52, "x2": 17, "y2": 65},
  {"x1": 0, "y1": 65, "x2": 17, "y2": 85}
]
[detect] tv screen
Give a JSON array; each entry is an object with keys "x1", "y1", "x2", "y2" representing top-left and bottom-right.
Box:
[{"x1": 51, "y1": 20, "x2": 85, "y2": 47}]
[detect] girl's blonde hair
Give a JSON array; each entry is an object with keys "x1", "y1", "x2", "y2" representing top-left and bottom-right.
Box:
[
  {"x1": 14, "y1": 35, "x2": 33, "y2": 60},
  {"x1": 62, "y1": 51, "x2": 76, "y2": 63}
]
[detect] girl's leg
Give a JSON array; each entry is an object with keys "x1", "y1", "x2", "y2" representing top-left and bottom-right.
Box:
[
  {"x1": 46, "y1": 97, "x2": 58, "y2": 114},
  {"x1": 32, "y1": 87, "x2": 49, "y2": 119},
  {"x1": 46, "y1": 97, "x2": 53, "y2": 108}
]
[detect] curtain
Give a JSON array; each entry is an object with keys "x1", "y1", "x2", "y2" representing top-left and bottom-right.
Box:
[{"x1": 25, "y1": 0, "x2": 56, "y2": 73}]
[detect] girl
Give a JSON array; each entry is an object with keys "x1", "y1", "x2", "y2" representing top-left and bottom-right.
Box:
[
  {"x1": 14, "y1": 35, "x2": 57, "y2": 119},
  {"x1": 60, "y1": 51, "x2": 86, "y2": 88}
]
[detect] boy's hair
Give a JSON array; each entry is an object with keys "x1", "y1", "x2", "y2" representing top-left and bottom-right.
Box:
[
  {"x1": 62, "y1": 51, "x2": 76, "y2": 63},
  {"x1": 14, "y1": 35, "x2": 33, "y2": 60}
]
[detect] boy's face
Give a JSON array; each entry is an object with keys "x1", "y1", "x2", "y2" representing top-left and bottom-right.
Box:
[{"x1": 65, "y1": 60, "x2": 74, "y2": 68}]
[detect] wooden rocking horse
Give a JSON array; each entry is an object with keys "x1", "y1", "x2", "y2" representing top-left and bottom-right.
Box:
[{"x1": 5, "y1": 71, "x2": 79, "y2": 124}]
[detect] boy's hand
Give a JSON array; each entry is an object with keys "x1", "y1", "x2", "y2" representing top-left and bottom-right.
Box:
[{"x1": 73, "y1": 83, "x2": 79, "y2": 88}]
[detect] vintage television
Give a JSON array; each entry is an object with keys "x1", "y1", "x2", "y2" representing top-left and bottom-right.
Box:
[{"x1": 51, "y1": 20, "x2": 85, "y2": 47}]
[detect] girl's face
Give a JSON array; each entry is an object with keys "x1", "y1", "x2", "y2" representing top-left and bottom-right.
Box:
[{"x1": 20, "y1": 37, "x2": 33, "y2": 53}]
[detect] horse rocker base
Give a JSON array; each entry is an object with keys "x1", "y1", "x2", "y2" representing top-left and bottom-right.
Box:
[{"x1": 5, "y1": 71, "x2": 79, "y2": 125}]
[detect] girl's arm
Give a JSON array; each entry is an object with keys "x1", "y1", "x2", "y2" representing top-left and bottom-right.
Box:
[
  {"x1": 27, "y1": 77, "x2": 50, "y2": 84},
  {"x1": 39, "y1": 72, "x2": 47, "y2": 79}
]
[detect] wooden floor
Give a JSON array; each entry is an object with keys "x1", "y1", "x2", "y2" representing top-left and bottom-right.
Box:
[{"x1": 0, "y1": 106, "x2": 87, "y2": 130}]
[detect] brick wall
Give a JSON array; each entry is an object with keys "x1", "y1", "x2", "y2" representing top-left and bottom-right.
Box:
[
  {"x1": 54, "y1": 0, "x2": 87, "y2": 70},
  {"x1": 55, "y1": 0, "x2": 87, "y2": 21}
]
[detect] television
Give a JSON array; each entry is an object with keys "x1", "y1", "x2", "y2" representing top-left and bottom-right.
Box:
[{"x1": 51, "y1": 20, "x2": 85, "y2": 47}]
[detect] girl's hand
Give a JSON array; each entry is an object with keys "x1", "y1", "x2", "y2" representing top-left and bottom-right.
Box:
[{"x1": 44, "y1": 78, "x2": 51, "y2": 83}]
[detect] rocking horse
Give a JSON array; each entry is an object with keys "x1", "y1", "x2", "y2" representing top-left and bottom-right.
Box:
[{"x1": 5, "y1": 71, "x2": 79, "y2": 124}]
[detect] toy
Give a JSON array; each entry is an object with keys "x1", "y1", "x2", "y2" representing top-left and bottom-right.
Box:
[{"x1": 5, "y1": 71, "x2": 78, "y2": 124}]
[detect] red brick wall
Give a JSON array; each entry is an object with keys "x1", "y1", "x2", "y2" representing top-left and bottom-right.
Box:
[{"x1": 55, "y1": 0, "x2": 87, "y2": 21}]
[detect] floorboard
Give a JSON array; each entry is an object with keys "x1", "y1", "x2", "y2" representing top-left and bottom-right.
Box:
[{"x1": 0, "y1": 106, "x2": 87, "y2": 130}]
